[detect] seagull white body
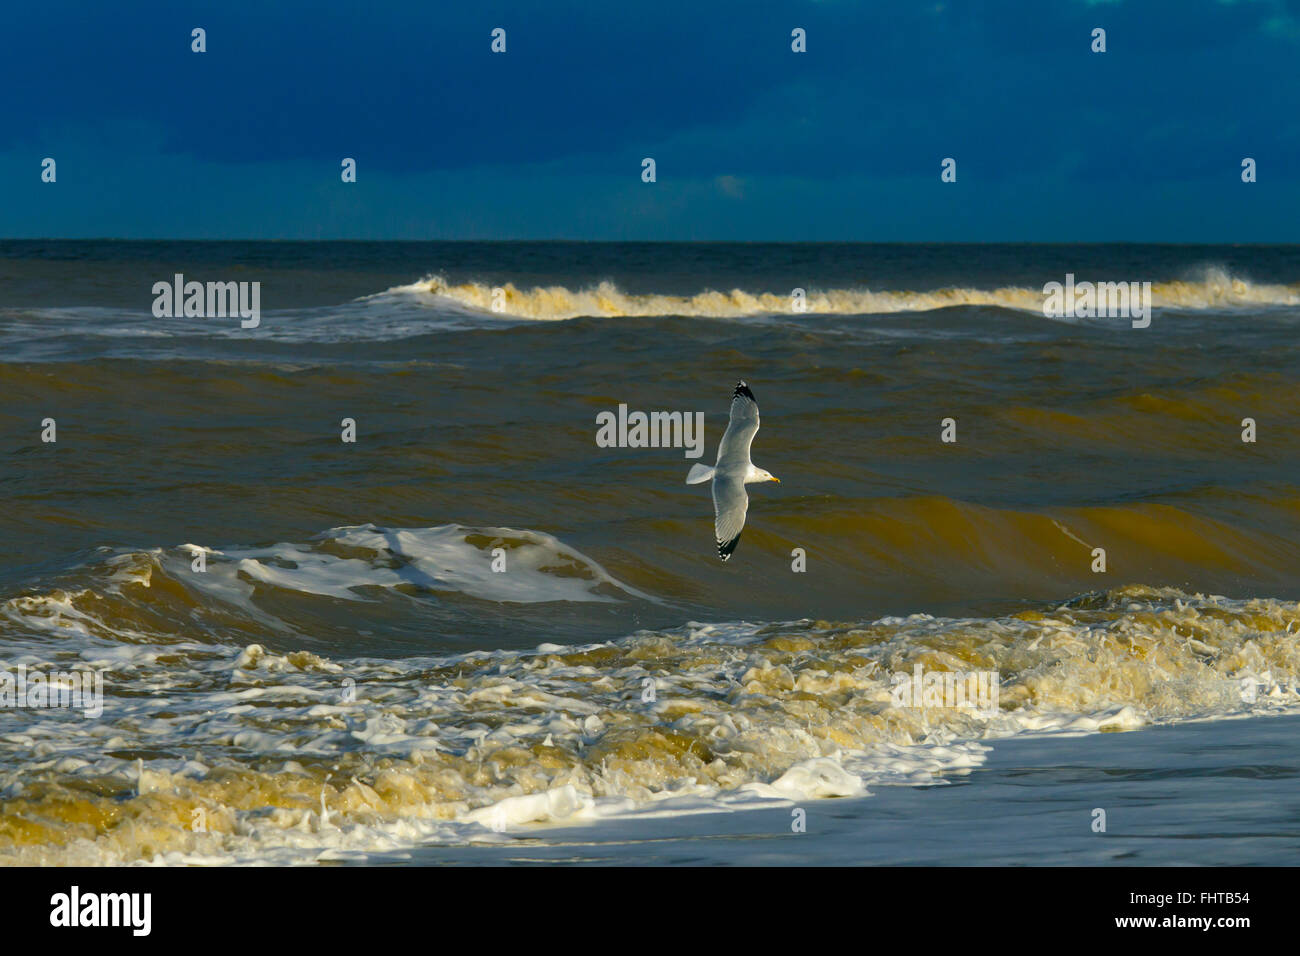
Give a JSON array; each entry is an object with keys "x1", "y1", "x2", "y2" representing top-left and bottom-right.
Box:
[{"x1": 685, "y1": 380, "x2": 779, "y2": 561}]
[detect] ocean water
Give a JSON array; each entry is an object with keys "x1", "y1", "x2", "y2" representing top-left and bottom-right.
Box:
[{"x1": 2, "y1": 240, "x2": 1300, "y2": 865}]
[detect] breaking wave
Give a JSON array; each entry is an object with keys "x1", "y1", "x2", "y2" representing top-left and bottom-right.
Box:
[
  {"x1": 3, "y1": 567, "x2": 1298, "y2": 864},
  {"x1": 373, "y1": 268, "x2": 1300, "y2": 320}
]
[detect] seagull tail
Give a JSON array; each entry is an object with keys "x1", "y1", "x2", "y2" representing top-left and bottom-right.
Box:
[{"x1": 685, "y1": 463, "x2": 715, "y2": 485}]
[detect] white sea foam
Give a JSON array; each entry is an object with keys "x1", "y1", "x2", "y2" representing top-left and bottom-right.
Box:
[
  {"x1": 372, "y1": 268, "x2": 1300, "y2": 322},
  {"x1": 3, "y1": 566, "x2": 1299, "y2": 866}
]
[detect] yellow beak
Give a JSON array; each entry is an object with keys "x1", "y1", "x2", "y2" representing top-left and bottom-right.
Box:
[{"x1": 771, "y1": 476, "x2": 781, "y2": 483}]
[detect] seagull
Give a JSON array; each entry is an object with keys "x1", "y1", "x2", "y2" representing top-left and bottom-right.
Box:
[{"x1": 686, "y1": 381, "x2": 780, "y2": 561}]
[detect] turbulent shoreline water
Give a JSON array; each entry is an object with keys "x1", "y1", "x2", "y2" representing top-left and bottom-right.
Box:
[{"x1": 3, "y1": 241, "x2": 1300, "y2": 864}]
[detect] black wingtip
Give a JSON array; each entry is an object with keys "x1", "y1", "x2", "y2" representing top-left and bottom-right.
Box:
[
  {"x1": 717, "y1": 533, "x2": 742, "y2": 561},
  {"x1": 733, "y1": 381, "x2": 755, "y2": 401}
]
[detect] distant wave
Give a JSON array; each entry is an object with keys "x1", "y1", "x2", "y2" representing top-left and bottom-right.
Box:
[{"x1": 370, "y1": 267, "x2": 1300, "y2": 320}]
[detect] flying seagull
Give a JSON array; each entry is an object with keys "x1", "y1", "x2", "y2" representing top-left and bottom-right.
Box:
[{"x1": 686, "y1": 381, "x2": 779, "y2": 561}]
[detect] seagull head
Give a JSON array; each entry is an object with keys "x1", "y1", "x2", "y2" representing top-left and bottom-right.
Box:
[{"x1": 753, "y1": 468, "x2": 780, "y2": 484}]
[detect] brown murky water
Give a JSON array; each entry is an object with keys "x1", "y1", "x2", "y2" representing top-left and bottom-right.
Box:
[{"x1": 3, "y1": 240, "x2": 1300, "y2": 863}]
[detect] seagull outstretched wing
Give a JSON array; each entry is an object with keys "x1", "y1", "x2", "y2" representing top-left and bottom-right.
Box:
[
  {"x1": 712, "y1": 381, "x2": 760, "y2": 560},
  {"x1": 716, "y1": 381, "x2": 760, "y2": 471},
  {"x1": 713, "y1": 472, "x2": 749, "y2": 560}
]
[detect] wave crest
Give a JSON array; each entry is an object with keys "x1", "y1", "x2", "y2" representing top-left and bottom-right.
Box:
[{"x1": 374, "y1": 268, "x2": 1300, "y2": 320}]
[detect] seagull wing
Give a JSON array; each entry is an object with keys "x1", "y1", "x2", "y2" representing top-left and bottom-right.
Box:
[
  {"x1": 711, "y1": 381, "x2": 760, "y2": 560},
  {"x1": 713, "y1": 471, "x2": 749, "y2": 561},
  {"x1": 715, "y1": 381, "x2": 760, "y2": 471}
]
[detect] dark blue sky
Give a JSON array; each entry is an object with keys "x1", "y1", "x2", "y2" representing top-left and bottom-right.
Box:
[{"x1": 3, "y1": 0, "x2": 1297, "y2": 240}]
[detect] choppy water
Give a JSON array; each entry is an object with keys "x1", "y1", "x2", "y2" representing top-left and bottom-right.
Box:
[{"x1": 3, "y1": 241, "x2": 1300, "y2": 864}]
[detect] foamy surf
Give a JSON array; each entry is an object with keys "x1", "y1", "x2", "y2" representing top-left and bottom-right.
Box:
[
  {"x1": 2, "y1": 580, "x2": 1298, "y2": 865},
  {"x1": 374, "y1": 268, "x2": 1300, "y2": 321}
]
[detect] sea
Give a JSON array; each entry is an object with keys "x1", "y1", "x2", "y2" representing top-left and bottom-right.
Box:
[{"x1": 2, "y1": 240, "x2": 1299, "y2": 865}]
